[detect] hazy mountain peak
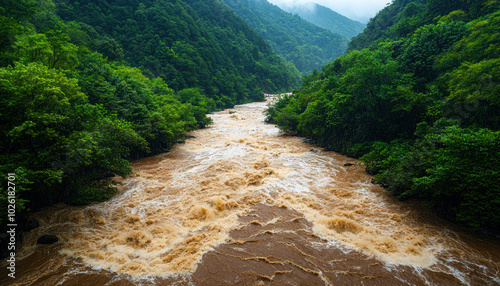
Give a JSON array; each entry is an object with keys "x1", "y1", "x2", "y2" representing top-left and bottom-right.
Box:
[
  {"x1": 222, "y1": 0, "x2": 348, "y2": 74},
  {"x1": 276, "y1": 1, "x2": 366, "y2": 39},
  {"x1": 274, "y1": 0, "x2": 317, "y2": 11}
]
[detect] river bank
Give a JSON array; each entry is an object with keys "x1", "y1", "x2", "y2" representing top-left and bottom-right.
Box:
[{"x1": 1, "y1": 99, "x2": 499, "y2": 285}]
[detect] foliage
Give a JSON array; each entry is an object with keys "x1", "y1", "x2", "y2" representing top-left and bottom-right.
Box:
[
  {"x1": 268, "y1": 1, "x2": 500, "y2": 232},
  {"x1": 1, "y1": 0, "x2": 298, "y2": 225},
  {"x1": 53, "y1": 0, "x2": 301, "y2": 107},
  {"x1": 269, "y1": 49, "x2": 423, "y2": 155},
  {"x1": 178, "y1": 88, "x2": 215, "y2": 128},
  {"x1": 348, "y1": 0, "x2": 427, "y2": 51},
  {"x1": 397, "y1": 21, "x2": 467, "y2": 91},
  {"x1": 348, "y1": 0, "x2": 495, "y2": 51},
  {"x1": 0, "y1": 62, "x2": 147, "y2": 211},
  {"x1": 277, "y1": 2, "x2": 365, "y2": 40},
  {"x1": 15, "y1": 30, "x2": 79, "y2": 69},
  {"x1": 221, "y1": 0, "x2": 348, "y2": 74},
  {"x1": 362, "y1": 122, "x2": 500, "y2": 230}
]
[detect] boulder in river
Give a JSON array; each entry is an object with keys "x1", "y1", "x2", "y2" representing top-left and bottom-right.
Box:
[
  {"x1": 344, "y1": 163, "x2": 355, "y2": 167},
  {"x1": 37, "y1": 234, "x2": 59, "y2": 245},
  {"x1": 301, "y1": 138, "x2": 316, "y2": 144}
]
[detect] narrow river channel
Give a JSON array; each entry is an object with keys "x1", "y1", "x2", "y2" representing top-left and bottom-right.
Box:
[{"x1": 1, "y1": 99, "x2": 499, "y2": 285}]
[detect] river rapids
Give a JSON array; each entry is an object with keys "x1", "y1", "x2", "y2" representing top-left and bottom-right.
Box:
[{"x1": 1, "y1": 99, "x2": 499, "y2": 285}]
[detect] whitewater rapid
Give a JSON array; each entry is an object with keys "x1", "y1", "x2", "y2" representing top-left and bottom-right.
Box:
[{"x1": 1, "y1": 99, "x2": 499, "y2": 285}]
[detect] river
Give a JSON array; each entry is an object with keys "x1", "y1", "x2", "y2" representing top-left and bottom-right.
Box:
[{"x1": 1, "y1": 99, "x2": 499, "y2": 285}]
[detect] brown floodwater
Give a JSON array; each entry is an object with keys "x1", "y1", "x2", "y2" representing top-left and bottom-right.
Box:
[{"x1": 1, "y1": 99, "x2": 499, "y2": 285}]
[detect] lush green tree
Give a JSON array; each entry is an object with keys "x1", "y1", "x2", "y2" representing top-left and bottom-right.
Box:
[
  {"x1": 435, "y1": 11, "x2": 500, "y2": 71},
  {"x1": 15, "y1": 30, "x2": 79, "y2": 69},
  {"x1": 269, "y1": 0, "x2": 500, "y2": 232},
  {"x1": 363, "y1": 122, "x2": 500, "y2": 230},
  {"x1": 178, "y1": 88, "x2": 215, "y2": 128},
  {"x1": 54, "y1": 0, "x2": 301, "y2": 107},
  {"x1": 398, "y1": 21, "x2": 467, "y2": 91},
  {"x1": 222, "y1": 0, "x2": 349, "y2": 74},
  {"x1": 0, "y1": 62, "x2": 145, "y2": 211},
  {"x1": 411, "y1": 125, "x2": 500, "y2": 229},
  {"x1": 73, "y1": 52, "x2": 210, "y2": 155},
  {"x1": 14, "y1": 33, "x2": 52, "y2": 64},
  {"x1": 447, "y1": 58, "x2": 500, "y2": 129}
]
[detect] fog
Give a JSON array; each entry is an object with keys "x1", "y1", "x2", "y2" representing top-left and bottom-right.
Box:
[{"x1": 268, "y1": 0, "x2": 391, "y2": 23}]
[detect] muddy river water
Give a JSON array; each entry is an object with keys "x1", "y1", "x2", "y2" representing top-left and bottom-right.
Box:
[{"x1": 1, "y1": 99, "x2": 499, "y2": 285}]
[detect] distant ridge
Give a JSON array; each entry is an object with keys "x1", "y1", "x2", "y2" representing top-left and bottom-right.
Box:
[
  {"x1": 278, "y1": 2, "x2": 366, "y2": 39},
  {"x1": 222, "y1": 0, "x2": 348, "y2": 74}
]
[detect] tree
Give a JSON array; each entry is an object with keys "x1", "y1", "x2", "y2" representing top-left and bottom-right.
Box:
[
  {"x1": 0, "y1": 62, "x2": 146, "y2": 213},
  {"x1": 15, "y1": 30, "x2": 78, "y2": 69}
]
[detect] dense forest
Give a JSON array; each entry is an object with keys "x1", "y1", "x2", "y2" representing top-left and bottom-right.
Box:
[
  {"x1": 266, "y1": 0, "x2": 500, "y2": 232},
  {"x1": 54, "y1": 0, "x2": 301, "y2": 103},
  {"x1": 222, "y1": 0, "x2": 348, "y2": 74},
  {"x1": 0, "y1": 0, "x2": 301, "y2": 225},
  {"x1": 277, "y1": 2, "x2": 366, "y2": 40},
  {"x1": 348, "y1": 0, "x2": 427, "y2": 51}
]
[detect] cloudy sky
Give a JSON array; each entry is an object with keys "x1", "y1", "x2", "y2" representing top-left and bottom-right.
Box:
[{"x1": 267, "y1": 0, "x2": 390, "y2": 23}]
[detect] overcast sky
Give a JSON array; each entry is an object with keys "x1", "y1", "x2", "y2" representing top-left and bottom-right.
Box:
[{"x1": 267, "y1": 0, "x2": 390, "y2": 23}]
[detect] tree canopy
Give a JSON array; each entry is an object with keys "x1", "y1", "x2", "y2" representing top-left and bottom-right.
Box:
[
  {"x1": 267, "y1": 0, "x2": 500, "y2": 231},
  {"x1": 0, "y1": 0, "x2": 301, "y2": 225},
  {"x1": 222, "y1": 0, "x2": 348, "y2": 74}
]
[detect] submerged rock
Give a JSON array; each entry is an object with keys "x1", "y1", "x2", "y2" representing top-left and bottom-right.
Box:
[
  {"x1": 37, "y1": 234, "x2": 59, "y2": 245},
  {"x1": 301, "y1": 138, "x2": 316, "y2": 144}
]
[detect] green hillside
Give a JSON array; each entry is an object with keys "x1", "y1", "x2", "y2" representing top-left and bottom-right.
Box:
[
  {"x1": 222, "y1": 0, "x2": 348, "y2": 74},
  {"x1": 267, "y1": 0, "x2": 500, "y2": 232},
  {"x1": 348, "y1": 0, "x2": 427, "y2": 51},
  {"x1": 0, "y1": 0, "x2": 300, "y2": 223},
  {"x1": 278, "y1": 2, "x2": 366, "y2": 40},
  {"x1": 54, "y1": 0, "x2": 301, "y2": 104}
]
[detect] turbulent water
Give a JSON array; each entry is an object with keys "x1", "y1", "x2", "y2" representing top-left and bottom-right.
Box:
[{"x1": 1, "y1": 99, "x2": 499, "y2": 285}]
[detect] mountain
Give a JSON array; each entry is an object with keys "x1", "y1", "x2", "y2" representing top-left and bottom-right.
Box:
[
  {"x1": 277, "y1": 2, "x2": 365, "y2": 40},
  {"x1": 54, "y1": 0, "x2": 301, "y2": 105},
  {"x1": 266, "y1": 0, "x2": 500, "y2": 231},
  {"x1": 0, "y1": 0, "x2": 302, "y2": 223},
  {"x1": 347, "y1": 0, "x2": 494, "y2": 51},
  {"x1": 348, "y1": 0, "x2": 426, "y2": 51},
  {"x1": 222, "y1": 0, "x2": 348, "y2": 74}
]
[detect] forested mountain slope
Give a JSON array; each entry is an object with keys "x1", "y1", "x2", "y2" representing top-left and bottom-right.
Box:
[
  {"x1": 267, "y1": 0, "x2": 500, "y2": 232},
  {"x1": 222, "y1": 0, "x2": 348, "y2": 74},
  {"x1": 277, "y1": 2, "x2": 366, "y2": 40},
  {"x1": 54, "y1": 0, "x2": 301, "y2": 105},
  {"x1": 0, "y1": 0, "x2": 300, "y2": 225},
  {"x1": 348, "y1": 0, "x2": 427, "y2": 51}
]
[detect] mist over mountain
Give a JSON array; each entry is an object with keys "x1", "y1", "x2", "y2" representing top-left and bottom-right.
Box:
[
  {"x1": 222, "y1": 0, "x2": 348, "y2": 74},
  {"x1": 277, "y1": 2, "x2": 366, "y2": 39},
  {"x1": 268, "y1": 0, "x2": 391, "y2": 23}
]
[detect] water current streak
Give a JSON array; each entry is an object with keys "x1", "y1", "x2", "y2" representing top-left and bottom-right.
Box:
[{"x1": 1, "y1": 99, "x2": 499, "y2": 286}]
